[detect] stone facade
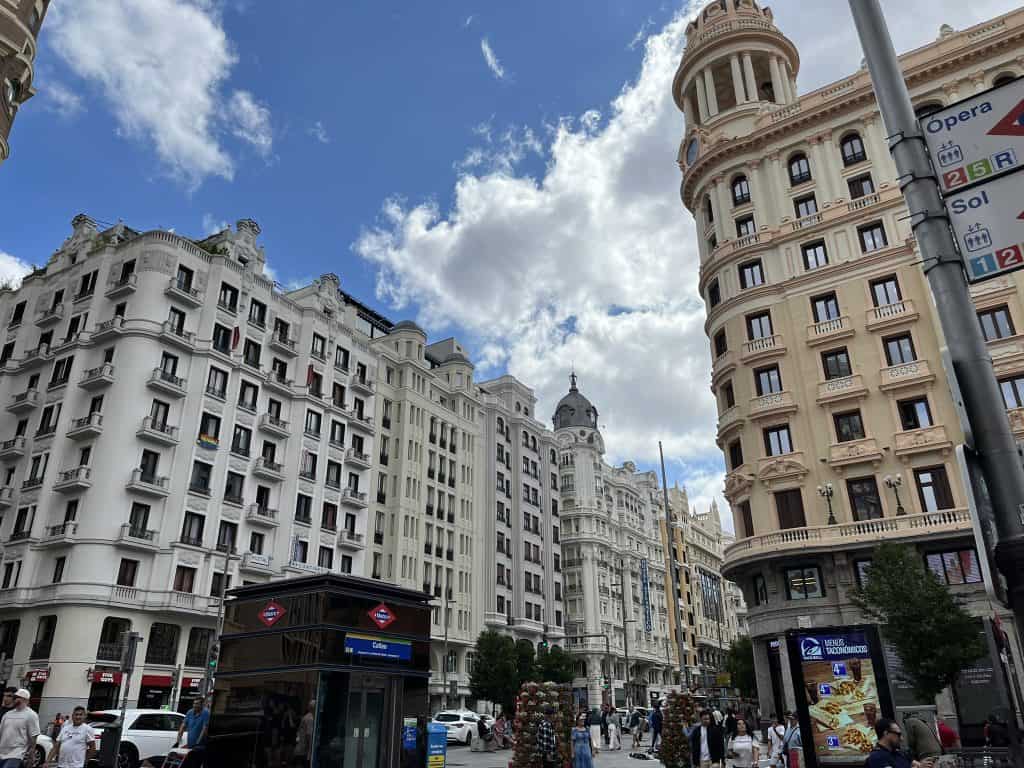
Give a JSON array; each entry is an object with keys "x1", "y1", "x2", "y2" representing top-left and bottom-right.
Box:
[{"x1": 0, "y1": 0, "x2": 48, "y2": 165}]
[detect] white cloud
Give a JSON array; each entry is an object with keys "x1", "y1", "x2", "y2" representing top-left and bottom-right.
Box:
[
  {"x1": 480, "y1": 38, "x2": 506, "y2": 80},
  {"x1": 464, "y1": 14, "x2": 474, "y2": 28},
  {"x1": 46, "y1": 0, "x2": 272, "y2": 187},
  {"x1": 628, "y1": 17, "x2": 655, "y2": 51},
  {"x1": 308, "y1": 120, "x2": 330, "y2": 144},
  {"x1": 226, "y1": 90, "x2": 273, "y2": 158},
  {"x1": 201, "y1": 213, "x2": 228, "y2": 235},
  {"x1": 0, "y1": 251, "x2": 34, "y2": 289},
  {"x1": 40, "y1": 80, "x2": 84, "y2": 119}
]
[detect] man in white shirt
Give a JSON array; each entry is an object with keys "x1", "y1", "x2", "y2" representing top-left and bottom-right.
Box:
[
  {"x1": 0, "y1": 688, "x2": 40, "y2": 768},
  {"x1": 48, "y1": 706, "x2": 96, "y2": 768}
]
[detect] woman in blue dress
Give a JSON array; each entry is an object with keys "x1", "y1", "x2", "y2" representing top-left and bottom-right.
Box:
[{"x1": 573, "y1": 713, "x2": 595, "y2": 768}]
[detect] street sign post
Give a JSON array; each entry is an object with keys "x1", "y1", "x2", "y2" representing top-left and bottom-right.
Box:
[
  {"x1": 921, "y1": 77, "x2": 1024, "y2": 193},
  {"x1": 945, "y1": 173, "x2": 1024, "y2": 282}
]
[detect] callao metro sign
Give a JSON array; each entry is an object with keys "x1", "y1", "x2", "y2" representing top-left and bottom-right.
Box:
[{"x1": 921, "y1": 76, "x2": 1024, "y2": 282}]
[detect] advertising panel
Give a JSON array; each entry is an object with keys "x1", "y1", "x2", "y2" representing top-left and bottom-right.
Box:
[
  {"x1": 640, "y1": 558, "x2": 653, "y2": 633},
  {"x1": 787, "y1": 626, "x2": 893, "y2": 768}
]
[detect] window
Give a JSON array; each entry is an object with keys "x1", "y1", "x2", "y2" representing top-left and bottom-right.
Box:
[
  {"x1": 925, "y1": 549, "x2": 982, "y2": 585},
  {"x1": 330, "y1": 420, "x2": 345, "y2": 446},
  {"x1": 788, "y1": 153, "x2": 811, "y2": 185},
  {"x1": 763, "y1": 425, "x2": 793, "y2": 456},
  {"x1": 248, "y1": 299, "x2": 267, "y2": 328},
  {"x1": 753, "y1": 574, "x2": 768, "y2": 605},
  {"x1": 1000, "y1": 376, "x2": 1024, "y2": 409},
  {"x1": 811, "y1": 293, "x2": 840, "y2": 323},
  {"x1": 914, "y1": 466, "x2": 955, "y2": 512},
  {"x1": 305, "y1": 410, "x2": 322, "y2": 436},
  {"x1": 295, "y1": 494, "x2": 313, "y2": 523},
  {"x1": 794, "y1": 193, "x2": 817, "y2": 218},
  {"x1": 76, "y1": 270, "x2": 97, "y2": 298},
  {"x1": 52, "y1": 557, "x2": 65, "y2": 584},
  {"x1": 731, "y1": 175, "x2": 751, "y2": 205},
  {"x1": 720, "y1": 380, "x2": 735, "y2": 409},
  {"x1": 210, "y1": 572, "x2": 232, "y2": 597},
  {"x1": 738, "y1": 501, "x2": 754, "y2": 538},
  {"x1": 311, "y1": 334, "x2": 327, "y2": 360},
  {"x1": 727, "y1": 440, "x2": 744, "y2": 470},
  {"x1": 176, "y1": 266, "x2": 195, "y2": 292},
  {"x1": 218, "y1": 282, "x2": 239, "y2": 312},
  {"x1": 144, "y1": 623, "x2": 179, "y2": 665},
  {"x1": 802, "y1": 241, "x2": 828, "y2": 270},
  {"x1": 326, "y1": 461, "x2": 342, "y2": 488},
  {"x1": 738, "y1": 260, "x2": 764, "y2": 289},
  {"x1": 713, "y1": 329, "x2": 728, "y2": 358},
  {"x1": 224, "y1": 472, "x2": 244, "y2": 503},
  {"x1": 848, "y1": 174, "x2": 875, "y2": 199},
  {"x1": 775, "y1": 489, "x2": 806, "y2": 529},
  {"x1": 735, "y1": 215, "x2": 756, "y2": 237},
  {"x1": 707, "y1": 279, "x2": 721, "y2": 308},
  {"x1": 978, "y1": 306, "x2": 1015, "y2": 341},
  {"x1": 249, "y1": 532, "x2": 265, "y2": 555},
  {"x1": 212, "y1": 324, "x2": 232, "y2": 354},
  {"x1": 703, "y1": 195, "x2": 714, "y2": 223},
  {"x1": 243, "y1": 339, "x2": 261, "y2": 368},
  {"x1": 292, "y1": 539, "x2": 309, "y2": 563},
  {"x1": 322, "y1": 502, "x2": 338, "y2": 531},
  {"x1": 49, "y1": 356, "x2": 73, "y2": 387},
  {"x1": 754, "y1": 365, "x2": 782, "y2": 395},
  {"x1": 335, "y1": 346, "x2": 350, "y2": 371},
  {"x1": 189, "y1": 461, "x2": 213, "y2": 495},
  {"x1": 858, "y1": 222, "x2": 888, "y2": 252},
  {"x1": 231, "y1": 425, "x2": 252, "y2": 457},
  {"x1": 173, "y1": 566, "x2": 196, "y2": 593},
  {"x1": 746, "y1": 312, "x2": 772, "y2": 340},
  {"x1": 300, "y1": 452, "x2": 317, "y2": 480},
  {"x1": 847, "y1": 477, "x2": 883, "y2": 521},
  {"x1": 841, "y1": 133, "x2": 866, "y2": 165},
  {"x1": 167, "y1": 307, "x2": 186, "y2": 335},
  {"x1": 129, "y1": 503, "x2": 150, "y2": 534},
  {"x1": 898, "y1": 398, "x2": 933, "y2": 430},
  {"x1": 883, "y1": 334, "x2": 916, "y2": 365},
  {"x1": 206, "y1": 367, "x2": 228, "y2": 399},
  {"x1": 833, "y1": 410, "x2": 866, "y2": 442},
  {"x1": 238, "y1": 381, "x2": 259, "y2": 411},
  {"x1": 185, "y1": 628, "x2": 213, "y2": 667},
  {"x1": 217, "y1": 521, "x2": 237, "y2": 552},
  {"x1": 180, "y1": 512, "x2": 204, "y2": 545},
  {"x1": 821, "y1": 348, "x2": 852, "y2": 380},
  {"x1": 198, "y1": 412, "x2": 221, "y2": 441},
  {"x1": 116, "y1": 559, "x2": 139, "y2": 587},
  {"x1": 10, "y1": 302, "x2": 25, "y2": 327},
  {"x1": 785, "y1": 566, "x2": 824, "y2": 599},
  {"x1": 318, "y1": 547, "x2": 334, "y2": 569}
]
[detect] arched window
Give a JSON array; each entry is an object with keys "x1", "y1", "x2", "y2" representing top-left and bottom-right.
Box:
[
  {"x1": 550, "y1": 449, "x2": 557, "y2": 463},
  {"x1": 994, "y1": 72, "x2": 1017, "y2": 88},
  {"x1": 731, "y1": 175, "x2": 751, "y2": 205},
  {"x1": 497, "y1": 417, "x2": 504, "y2": 432},
  {"x1": 788, "y1": 153, "x2": 811, "y2": 185},
  {"x1": 703, "y1": 195, "x2": 714, "y2": 224},
  {"x1": 840, "y1": 133, "x2": 866, "y2": 166},
  {"x1": 913, "y1": 101, "x2": 943, "y2": 120}
]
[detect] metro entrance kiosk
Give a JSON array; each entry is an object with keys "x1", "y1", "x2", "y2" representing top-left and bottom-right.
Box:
[{"x1": 204, "y1": 574, "x2": 435, "y2": 768}]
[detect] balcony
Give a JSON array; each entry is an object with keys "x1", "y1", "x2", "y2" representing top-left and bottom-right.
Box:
[
  {"x1": 286, "y1": 560, "x2": 328, "y2": 575},
  {"x1": 240, "y1": 552, "x2": 274, "y2": 573},
  {"x1": 0, "y1": 487, "x2": 13, "y2": 509},
  {"x1": 137, "y1": 417, "x2": 179, "y2": 445},
  {"x1": 263, "y1": 371, "x2": 293, "y2": 396},
  {"x1": 878, "y1": 359, "x2": 935, "y2": 391},
  {"x1": 740, "y1": 334, "x2": 786, "y2": 364},
  {"x1": 116, "y1": 523, "x2": 159, "y2": 551},
  {"x1": 54, "y1": 466, "x2": 92, "y2": 493},
  {"x1": 341, "y1": 488, "x2": 368, "y2": 508},
  {"x1": 755, "y1": 451, "x2": 809, "y2": 485},
  {"x1": 147, "y1": 368, "x2": 187, "y2": 397},
  {"x1": 894, "y1": 425, "x2": 953, "y2": 458},
  {"x1": 349, "y1": 415, "x2": 374, "y2": 432},
  {"x1": 723, "y1": 508, "x2": 972, "y2": 576},
  {"x1": 258, "y1": 413, "x2": 290, "y2": 438},
  {"x1": 350, "y1": 376, "x2": 375, "y2": 394},
  {"x1": 269, "y1": 332, "x2": 297, "y2": 356},
  {"x1": 0, "y1": 436, "x2": 26, "y2": 461},
  {"x1": 160, "y1": 321, "x2": 196, "y2": 350},
  {"x1": 67, "y1": 412, "x2": 103, "y2": 440},
  {"x1": 79, "y1": 363, "x2": 115, "y2": 390},
  {"x1": 346, "y1": 448, "x2": 371, "y2": 468},
  {"x1": 805, "y1": 315, "x2": 854, "y2": 347},
  {"x1": 827, "y1": 436, "x2": 884, "y2": 469},
  {"x1": 126, "y1": 468, "x2": 170, "y2": 497},
  {"x1": 245, "y1": 504, "x2": 280, "y2": 527},
  {"x1": 748, "y1": 390, "x2": 797, "y2": 421},
  {"x1": 816, "y1": 374, "x2": 869, "y2": 405},
  {"x1": 92, "y1": 316, "x2": 124, "y2": 339},
  {"x1": 338, "y1": 530, "x2": 365, "y2": 549},
  {"x1": 35, "y1": 304, "x2": 65, "y2": 326},
  {"x1": 865, "y1": 299, "x2": 919, "y2": 332},
  {"x1": 41, "y1": 521, "x2": 77, "y2": 546},
  {"x1": 7, "y1": 388, "x2": 40, "y2": 414},
  {"x1": 252, "y1": 457, "x2": 284, "y2": 481},
  {"x1": 165, "y1": 277, "x2": 204, "y2": 307},
  {"x1": 105, "y1": 273, "x2": 138, "y2": 298}
]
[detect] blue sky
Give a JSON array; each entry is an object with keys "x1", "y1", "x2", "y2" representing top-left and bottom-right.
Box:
[{"x1": 2, "y1": 0, "x2": 1019, "y2": 524}]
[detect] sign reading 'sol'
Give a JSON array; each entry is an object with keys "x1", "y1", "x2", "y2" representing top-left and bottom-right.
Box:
[
  {"x1": 921, "y1": 77, "x2": 1024, "y2": 192},
  {"x1": 946, "y1": 173, "x2": 1024, "y2": 282}
]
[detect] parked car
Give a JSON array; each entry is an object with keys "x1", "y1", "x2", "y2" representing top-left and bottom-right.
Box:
[
  {"x1": 432, "y1": 710, "x2": 492, "y2": 745},
  {"x1": 33, "y1": 733, "x2": 53, "y2": 767},
  {"x1": 87, "y1": 709, "x2": 186, "y2": 768}
]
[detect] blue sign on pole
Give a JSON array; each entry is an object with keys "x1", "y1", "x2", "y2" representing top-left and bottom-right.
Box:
[
  {"x1": 427, "y1": 723, "x2": 448, "y2": 767},
  {"x1": 640, "y1": 558, "x2": 653, "y2": 633}
]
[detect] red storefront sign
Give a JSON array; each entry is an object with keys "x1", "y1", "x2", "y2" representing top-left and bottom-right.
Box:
[
  {"x1": 88, "y1": 671, "x2": 123, "y2": 685},
  {"x1": 140, "y1": 675, "x2": 173, "y2": 687},
  {"x1": 26, "y1": 670, "x2": 48, "y2": 683},
  {"x1": 184, "y1": 677, "x2": 203, "y2": 690}
]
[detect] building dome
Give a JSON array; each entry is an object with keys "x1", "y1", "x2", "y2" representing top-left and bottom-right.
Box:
[
  {"x1": 552, "y1": 373, "x2": 599, "y2": 431},
  {"x1": 391, "y1": 320, "x2": 425, "y2": 335}
]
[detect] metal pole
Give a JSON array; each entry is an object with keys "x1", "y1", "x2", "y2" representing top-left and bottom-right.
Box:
[
  {"x1": 202, "y1": 550, "x2": 231, "y2": 699},
  {"x1": 849, "y1": 2, "x2": 1024, "y2": 764},
  {"x1": 442, "y1": 599, "x2": 449, "y2": 712},
  {"x1": 659, "y1": 441, "x2": 690, "y2": 691},
  {"x1": 615, "y1": 564, "x2": 632, "y2": 708}
]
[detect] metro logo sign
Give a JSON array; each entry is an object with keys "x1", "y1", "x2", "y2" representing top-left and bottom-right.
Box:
[
  {"x1": 368, "y1": 602, "x2": 396, "y2": 630},
  {"x1": 988, "y1": 99, "x2": 1024, "y2": 137},
  {"x1": 258, "y1": 600, "x2": 287, "y2": 627}
]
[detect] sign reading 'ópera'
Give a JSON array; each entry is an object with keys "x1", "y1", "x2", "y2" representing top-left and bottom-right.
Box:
[
  {"x1": 945, "y1": 173, "x2": 1024, "y2": 282},
  {"x1": 921, "y1": 77, "x2": 1024, "y2": 193}
]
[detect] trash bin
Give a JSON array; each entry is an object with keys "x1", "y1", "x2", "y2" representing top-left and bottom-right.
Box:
[{"x1": 98, "y1": 724, "x2": 121, "y2": 768}]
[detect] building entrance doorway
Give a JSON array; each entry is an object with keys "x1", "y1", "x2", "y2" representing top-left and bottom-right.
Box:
[{"x1": 343, "y1": 675, "x2": 387, "y2": 768}]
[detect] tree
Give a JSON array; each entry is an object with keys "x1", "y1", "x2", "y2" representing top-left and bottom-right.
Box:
[
  {"x1": 469, "y1": 630, "x2": 518, "y2": 713},
  {"x1": 535, "y1": 645, "x2": 575, "y2": 684},
  {"x1": 725, "y1": 636, "x2": 756, "y2": 698},
  {"x1": 850, "y1": 542, "x2": 986, "y2": 701},
  {"x1": 515, "y1": 638, "x2": 537, "y2": 685},
  {"x1": 659, "y1": 690, "x2": 696, "y2": 768}
]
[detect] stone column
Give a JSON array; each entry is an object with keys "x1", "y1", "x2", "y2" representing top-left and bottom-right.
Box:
[
  {"x1": 730, "y1": 54, "x2": 746, "y2": 104},
  {"x1": 768, "y1": 152, "x2": 788, "y2": 220},
  {"x1": 742, "y1": 53, "x2": 758, "y2": 103},
  {"x1": 714, "y1": 176, "x2": 732, "y2": 240},
  {"x1": 704, "y1": 68, "x2": 720, "y2": 116},
  {"x1": 822, "y1": 132, "x2": 844, "y2": 203},
  {"x1": 768, "y1": 57, "x2": 785, "y2": 104},
  {"x1": 778, "y1": 633, "x2": 798, "y2": 711},
  {"x1": 942, "y1": 81, "x2": 961, "y2": 105},
  {"x1": 808, "y1": 136, "x2": 833, "y2": 202},
  {"x1": 752, "y1": 638, "x2": 775, "y2": 715},
  {"x1": 970, "y1": 70, "x2": 988, "y2": 94},
  {"x1": 683, "y1": 95, "x2": 696, "y2": 129},
  {"x1": 695, "y1": 75, "x2": 710, "y2": 122},
  {"x1": 747, "y1": 160, "x2": 772, "y2": 226},
  {"x1": 863, "y1": 114, "x2": 896, "y2": 185}
]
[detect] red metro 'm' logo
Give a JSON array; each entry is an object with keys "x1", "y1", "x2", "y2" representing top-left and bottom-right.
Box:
[
  {"x1": 988, "y1": 98, "x2": 1024, "y2": 137},
  {"x1": 368, "y1": 603, "x2": 396, "y2": 630},
  {"x1": 258, "y1": 600, "x2": 287, "y2": 627}
]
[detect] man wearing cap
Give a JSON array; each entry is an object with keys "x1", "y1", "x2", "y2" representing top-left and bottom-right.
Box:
[{"x1": 0, "y1": 688, "x2": 40, "y2": 768}]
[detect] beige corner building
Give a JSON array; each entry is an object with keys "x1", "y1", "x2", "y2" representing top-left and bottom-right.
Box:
[{"x1": 673, "y1": 1, "x2": 1024, "y2": 718}]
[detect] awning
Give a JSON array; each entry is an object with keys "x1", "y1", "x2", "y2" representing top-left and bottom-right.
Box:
[
  {"x1": 27, "y1": 670, "x2": 48, "y2": 683},
  {"x1": 140, "y1": 675, "x2": 173, "y2": 687},
  {"x1": 183, "y1": 677, "x2": 203, "y2": 690},
  {"x1": 88, "y1": 671, "x2": 123, "y2": 684}
]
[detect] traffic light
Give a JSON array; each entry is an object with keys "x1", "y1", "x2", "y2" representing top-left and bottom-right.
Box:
[
  {"x1": 208, "y1": 642, "x2": 220, "y2": 670},
  {"x1": 540, "y1": 624, "x2": 549, "y2": 651},
  {"x1": 602, "y1": 676, "x2": 610, "y2": 690}
]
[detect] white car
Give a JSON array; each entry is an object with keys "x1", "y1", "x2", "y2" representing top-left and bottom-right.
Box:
[
  {"x1": 432, "y1": 710, "x2": 492, "y2": 745},
  {"x1": 88, "y1": 709, "x2": 186, "y2": 768},
  {"x1": 33, "y1": 733, "x2": 53, "y2": 767}
]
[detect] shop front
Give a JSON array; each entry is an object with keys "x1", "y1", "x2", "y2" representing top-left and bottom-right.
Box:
[
  {"x1": 138, "y1": 675, "x2": 175, "y2": 710},
  {"x1": 25, "y1": 669, "x2": 48, "y2": 713},
  {"x1": 207, "y1": 574, "x2": 432, "y2": 768},
  {"x1": 87, "y1": 669, "x2": 123, "y2": 711},
  {"x1": 177, "y1": 676, "x2": 204, "y2": 713}
]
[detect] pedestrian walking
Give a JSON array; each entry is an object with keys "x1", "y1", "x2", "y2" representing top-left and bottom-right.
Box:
[
  {"x1": 292, "y1": 700, "x2": 315, "y2": 767},
  {"x1": 689, "y1": 709, "x2": 726, "y2": 768},
  {"x1": 724, "y1": 709, "x2": 738, "y2": 741},
  {"x1": 608, "y1": 709, "x2": 622, "y2": 750},
  {"x1": 175, "y1": 695, "x2": 210, "y2": 768},
  {"x1": 903, "y1": 714, "x2": 942, "y2": 765},
  {"x1": 866, "y1": 718, "x2": 921, "y2": 768},
  {"x1": 767, "y1": 714, "x2": 786, "y2": 767},
  {"x1": 536, "y1": 705, "x2": 559, "y2": 768},
  {"x1": 600, "y1": 705, "x2": 609, "y2": 747},
  {"x1": 727, "y1": 718, "x2": 759, "y2": 768},
  {"x1": 629, "y1": 707, "x2": 643, "y2": 749},
  {"x1": 648, "y1": 701, "x2": 663, "y2": 754},
  {"x1": 47, "y1": 706, "x2": 96, "y2": 768},
  {"x1": 782, "y1": 712, "x2": 803, "y2": 768},
  {"x1": 572, "y1": 714, "x2": 596, "y2": 768},
  {"x1": 0, "y1": 688, "x2": 40, "y2": 768}
]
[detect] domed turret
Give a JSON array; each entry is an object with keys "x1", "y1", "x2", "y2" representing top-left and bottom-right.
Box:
[{"x1": 553, "y1": 373, "x2": 599, "y2": 431}]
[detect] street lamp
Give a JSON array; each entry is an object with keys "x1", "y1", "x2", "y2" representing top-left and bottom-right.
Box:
[
  {"x1": 884, "y1": 475, "x2": 906, "y2": 515},
  {"x1": 437, "y1": 591, "x2": 456, "y2": 711},
  {"x1": 611, "y1": 561, "x2": 633, "y2": 709},
  {"x1": 817, "y1": 483, "x2": 836, "y2": 525}
]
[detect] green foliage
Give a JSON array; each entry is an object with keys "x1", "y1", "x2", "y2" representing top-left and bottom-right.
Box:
[
  {"x1": 535, "y1": 645, "x2": 575, "y2": 684},
  {"x1": 469, "y1": 630, "x2": 519, "y2": 713},
  {"x1": 659, "y1": 690, "x2": 696, "y2": 768},
  {"x1": 850, "y1": 542, "x2": 986, "y2": 701},
  {"x1": 515, "y1": 638, "x2": 537, "y2": 684},
  {"x1": 725, "y1": 636, "x2": 757, "y2": 698}
]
